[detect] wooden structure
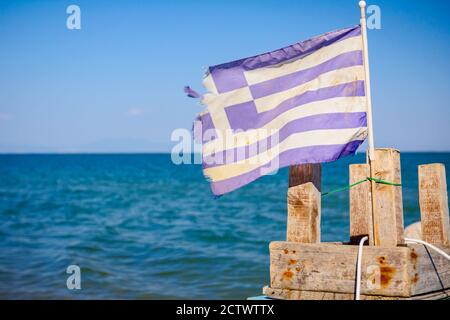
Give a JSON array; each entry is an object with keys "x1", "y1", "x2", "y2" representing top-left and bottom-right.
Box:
[{"x1": 263, "y1": 149, "x2": 450, "y2": 300}]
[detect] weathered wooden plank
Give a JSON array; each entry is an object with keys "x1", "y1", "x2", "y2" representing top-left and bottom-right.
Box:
[
  {"x1": 349, "y1": 164, "x2": 374, "y2": 245},
  {"x1": 409, "y1": 243, "x2": 450, "y2": 295},
  {"x1": 270, "y1": 241, "x2": 411, "y2": 297},
  {"x1": 263, "y1": 286, "x2": 399, "y2": 300},
  {"x1": 262, "y1": 286, "x2": 450, "y2": 300},
  {"x1": 418, "y1": 164, "x2": 450, "y2": 245},
  {"x1": 286, "y1": 183, "x2": 321, "y2": 243},
  {"x1": 269, "y1": 241, "x2": 450, "y2": 298},
  {"x1": 369, "y1": 148, "x2": 405, "y2": 246},
  {"x1": 288, "y1": 163, "x2": 321, "y2": 191}
]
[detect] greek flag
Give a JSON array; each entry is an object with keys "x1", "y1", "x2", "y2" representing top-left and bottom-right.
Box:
[{"x1": 196, "y1": 25, "x2": 367, "y2": 195}]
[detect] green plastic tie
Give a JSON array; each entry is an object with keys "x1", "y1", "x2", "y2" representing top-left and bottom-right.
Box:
[
  {"x1": 322, "y1": 177, "x2": 401, "y2": 197},
  {"x1": 366, "y1": 177, "x2": 402, "y2": 187}
]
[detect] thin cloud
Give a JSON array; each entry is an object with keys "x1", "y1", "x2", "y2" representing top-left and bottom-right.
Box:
[{"x1": 126, "y1": 108, "x2": 145, "y2": 117}]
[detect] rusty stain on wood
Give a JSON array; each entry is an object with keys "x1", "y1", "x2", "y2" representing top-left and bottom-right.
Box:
[
  {"x1": 412, "y1": 273, "x2": 419, "y2": 284},
  {"x1": 377, "y1": 255, "x2": 396, "y2": 288},
  {"x1": 380, "y1": 266, "x2": 395, "y2": 288},
  {"x1": 288, "y1": 259, "x2": 297, "y2": 265},
  {"x1": 283, "y1": 269, "x2": 294, "y2": 280}
]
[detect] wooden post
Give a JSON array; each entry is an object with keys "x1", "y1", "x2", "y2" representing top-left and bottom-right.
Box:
[
  {"x1": 287, "y1": 164, "x2": 321, "y2": 243},
  {"x1": 349, "y1": 164, "x2": 374, "y2": 245},
  {"x1": 369, "y1": 148, "x2": 405, "y2": 247},
  {"x1": 288, "y1": 164, "x2": 321, "y2": 191},
  {"x1": 418, "y1": 164, "x2": 450, "y2": 245}
]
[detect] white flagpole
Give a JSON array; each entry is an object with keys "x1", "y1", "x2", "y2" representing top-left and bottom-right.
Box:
[
  {"x1": 359, "y1": 0, "x2": 378, "y2": 245},
  {"x1": 359, "y1": 0, "x2": 375, "y2": 160}
]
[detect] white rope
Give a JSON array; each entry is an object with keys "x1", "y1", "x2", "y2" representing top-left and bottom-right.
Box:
[
  {"x1": 404, "y1": 238, "x2": 450, "y2": 261},
  {"x1": 355, "y1": 236, "x2": 368, "y2": 300}
]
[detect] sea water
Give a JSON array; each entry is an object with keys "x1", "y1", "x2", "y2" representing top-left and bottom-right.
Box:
[{"x1": 0, "y1": 153, "x2": 448, "y2": 299}]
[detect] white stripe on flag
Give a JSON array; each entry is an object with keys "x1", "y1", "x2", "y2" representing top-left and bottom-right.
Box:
[
  {"x1": 254, "y1": 66, "x2": 364, "y2": 112},
  {"x1": 244, "y1": 36, "x2": 363, "y2": 85}
]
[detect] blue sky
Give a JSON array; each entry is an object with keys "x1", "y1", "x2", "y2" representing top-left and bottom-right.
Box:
[{"x1": 0, "y1": 0, "x2": 449, "y2": 152}]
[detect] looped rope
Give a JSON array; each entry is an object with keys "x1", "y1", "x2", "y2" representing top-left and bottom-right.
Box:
[{"x1": 322, "y1": 177, "x2": 401, "y2": 197}]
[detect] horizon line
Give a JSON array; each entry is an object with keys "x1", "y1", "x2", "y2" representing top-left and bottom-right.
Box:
[{"x1": 0, "y1": 150, "x2": 449, "y2": 155}]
